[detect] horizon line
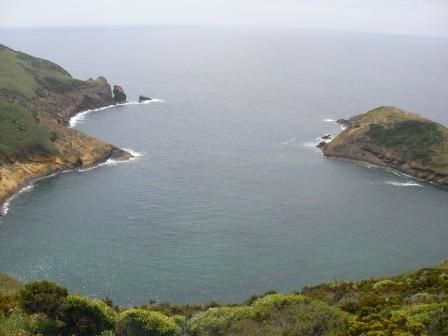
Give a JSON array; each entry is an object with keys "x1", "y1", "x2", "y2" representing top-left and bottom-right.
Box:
[{"x1": 0, "y1": 24, "x2": 447, "y2": 39}]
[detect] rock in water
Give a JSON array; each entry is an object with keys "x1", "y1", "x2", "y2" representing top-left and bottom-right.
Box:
[
  {"x1": 138, "y1": 95, "x2": 152, "y2": 103},
  {"x1": 113, "y1": 85, "x2": 127, "y2": 104}
]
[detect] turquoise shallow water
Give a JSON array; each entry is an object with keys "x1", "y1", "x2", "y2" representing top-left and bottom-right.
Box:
[{"x1": 0, "y1": 27, "x2": 448, "y2": 305}]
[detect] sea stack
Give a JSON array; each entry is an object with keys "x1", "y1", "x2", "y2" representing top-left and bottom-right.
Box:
[
  {"x1": 138, "y1": 95, "x2": 152, "y2": 103},
  {"x1": 113, "y1": 85, "x2": 127, "y2": 104}
]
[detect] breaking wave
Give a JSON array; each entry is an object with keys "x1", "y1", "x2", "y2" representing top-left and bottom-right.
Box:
[
  {"x1": 384, "y1": 181, "x2": 422, "y2": 187},
  {"x1": 69, "y1": 99, "x2": 164, "y2": 127},
  {"x1": 1, "y1": 185, "x2": 34, "y2": 216}
]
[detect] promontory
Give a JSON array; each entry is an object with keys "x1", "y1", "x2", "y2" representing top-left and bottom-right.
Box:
[
  {"x1": 0, "y1": 44, "x2": 132, "y2": 212},
  {"x1": 321, "y1": 106, "x2": 448, "y2": 186}
]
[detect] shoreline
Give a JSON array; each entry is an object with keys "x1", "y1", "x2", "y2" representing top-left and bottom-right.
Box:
[
  {"x1": 0, "y1": 100, "x2": 156, "y2": 217},
  {"x1": 323, "y1": 153, "x2": 448, "y2": 188},
  {"x1": 0, "y1": 151, "x2": 137, "y2": 217},
  {"x1": 69, "y1": 99, "x2": 162, "y2": 127},
  {"x1": 318, "y1": 118, "x2": 448, "y2": 188}
]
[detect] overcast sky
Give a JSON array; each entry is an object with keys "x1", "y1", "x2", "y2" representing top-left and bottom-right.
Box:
[{"x1": 1, "y1": 0, "x2": 447, "y2": 37}]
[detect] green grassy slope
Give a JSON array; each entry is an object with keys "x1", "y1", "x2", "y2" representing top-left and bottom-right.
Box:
[
  {"x1": 0, "y1": 45, "x2": 61, "y2": 162},
  {"x1": 0, "y1": 44, "x2": 115, "y2": 164},
  {"x1": 0, "y1": 44, "x2": 71, "y2": 102}
]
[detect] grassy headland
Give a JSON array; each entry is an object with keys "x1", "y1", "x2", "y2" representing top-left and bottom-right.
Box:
[
  {"x1": 323, "y1": 106, "x2": 448, "y2": 185},
  {"x1": 0, "y1": 44, "x2": 131, "y2": 210}
]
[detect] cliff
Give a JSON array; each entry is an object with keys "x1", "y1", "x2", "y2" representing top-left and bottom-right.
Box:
[
  {"x1": 322, "y1": 106, "x2": 448, "y2": 186},
  {"x1": 0, "y1": 44, "x2": 131, "y2": 211}
]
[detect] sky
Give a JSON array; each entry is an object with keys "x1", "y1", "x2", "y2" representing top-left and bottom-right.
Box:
[{"x1": 1, "y1": 0, "x2": 448, "y2": 37}]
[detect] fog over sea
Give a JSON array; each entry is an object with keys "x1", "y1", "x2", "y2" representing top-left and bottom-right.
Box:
[{"x1": 0, "y1": 27, "x2": 447, "y2": 305}]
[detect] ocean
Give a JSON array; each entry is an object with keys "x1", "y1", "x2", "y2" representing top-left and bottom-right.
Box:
[{"x1": 0, "y1": 26, "x2": 447, "y2": 305}]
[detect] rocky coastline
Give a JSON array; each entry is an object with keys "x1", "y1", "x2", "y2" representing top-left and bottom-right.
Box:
[
  {"x1": 0, "y1": 45, "x2": 133, "y2": 215},
  {"x1": 319, "y1": 106, "x2": 448, "y2": 187}
]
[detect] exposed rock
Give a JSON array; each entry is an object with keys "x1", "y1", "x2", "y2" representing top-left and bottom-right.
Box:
[
  {"x1": 336, "y1": 119, "x2": 350, "y2": 127},
  {"x1": 321, "y1": 134, "x2": 332, "y2": 140},
  {"x1": 316, "y1": 141, "x2": 327, "y2": 148},
  {"x1": 113, "y1": 85, "x2": 127, "y2": 104},
  {"x1": 0, "y1": 44, "x2": 133, "y2": 211},
  {"x1": 321, "y1": 106, "x2": 448, "y2": 186},
  {"x1": 138, "y1": 95, "x2": 152, "y2": 103}
]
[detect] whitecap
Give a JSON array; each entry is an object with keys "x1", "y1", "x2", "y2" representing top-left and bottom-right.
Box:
[{"x1": 323, "y1": 118, "x2": 337, "y2": 123}]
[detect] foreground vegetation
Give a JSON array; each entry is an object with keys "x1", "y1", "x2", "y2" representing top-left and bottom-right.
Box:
[{"x1": 1, "y1": 262, "x2": 448, "y2": 335}]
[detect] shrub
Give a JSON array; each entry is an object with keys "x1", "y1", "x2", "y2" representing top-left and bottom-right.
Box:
[
  {"x1": 116, "y1": 309, "x2": 179, "y2": 336},
  {"x1": 18, "y1": 281, "x2": 67, "y2": 318},
  {"x1": 373, "y1": 279, "x2": 397, "y2": 290},
  {"x1": 188, "y1": 294, "x2": 350, "y2": 336},
  {"x1": 0, "y1": 294, "x2": 20, "y2": 316},
  {"x1": 57, "y1": 295, "x2": 116, "y2": 336}
]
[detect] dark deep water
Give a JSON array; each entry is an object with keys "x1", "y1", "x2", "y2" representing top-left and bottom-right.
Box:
[{"x1": 0, "y1": 27, "x2": 448, "y2": 305}]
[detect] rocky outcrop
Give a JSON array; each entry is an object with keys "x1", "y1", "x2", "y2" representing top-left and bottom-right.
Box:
[
  {"x1": 138, "y1": 95, "x2": 152, "y2": 103},
  {"x1": 321, "y1": 106, "x2": 448, "y2": 186},
  {"x1": 113, "y1": 85, "x2": 127, "y2": 104}
]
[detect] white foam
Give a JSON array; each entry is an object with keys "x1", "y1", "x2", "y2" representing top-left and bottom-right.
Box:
[
  {"x1": 1, "y1": 184, "x2": 34, "y2": 216},
  {"x1": 122, "y1": 148, "x2": 144, "y2": 157},
  {"x1": 280, "y1": 137, "x2": 296, "y2": 145},
  {"x1": 145, "y1": 98, "x2": 164, "y2": 103},
  {"x1": 69, "y1": 104, "x2": 116, "y2": 127},
  {"x1": 69, "y1": 99, "x2": 164, "y2": 127},
  {"x1": 1, "y1": 149, "x2": 141, "y2": 216},
  {"x1": 78, "y1": 148, "x2": 143, "y2": 172},
  {"x1": 77, "y1": 159, "x2": 119, "y2": 172},
  {"x1": 384, "y1": 181, "x2": 422, "y2": 187},
  {"x1": 323, "y1": 118, "x2": 337, "y2": 123},
  {"x1": 303, "y1": 141, "x2": 318, "y2": 148}
]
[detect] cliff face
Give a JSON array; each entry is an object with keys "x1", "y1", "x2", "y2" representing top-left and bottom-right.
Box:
[
  {"x1": 322, "y1": 106, "x2": 448, "y2": 185},
  {"x1": 0, "y1": 44, "x2": 131, "y2": 208}
]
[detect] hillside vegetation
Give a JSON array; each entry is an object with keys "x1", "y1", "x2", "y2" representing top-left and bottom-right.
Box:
[
  {"x1": 323, "y1": 106, "x2": 448, "y2": 184},
  {"x1": 1, "y1": 262, "x2": 447, "y2": 335},
  {"x1": 0, "y1": 44, "x2": 129, "y2": 205}
]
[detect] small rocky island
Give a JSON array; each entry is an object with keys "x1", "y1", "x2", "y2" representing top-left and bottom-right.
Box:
[
  {"x1": 138, "y1": 95, "x2": 152, "y2": 103},
  {"x1": 320, "y1": 106, "x2": 448, "y2": 186},
  {"x1": 0, "y1": 44, "x2": 133, "y2": 212}
]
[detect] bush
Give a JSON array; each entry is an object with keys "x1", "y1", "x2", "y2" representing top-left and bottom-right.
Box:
[
  {"x1": 116, "y1": 309, "x2": 179, "y2": 336},
  {"x1": 18, "y1": 281, "x2": 67, "y2": 318},
  {"x1": 188, "y1": 294, "x2": 350, "y2": 336},
  {"x1": 0, "y1": 294, "x2": 20, "y2": 316},
  {"x1": 57, "y1": 295, "x2": 116, "y2": 336}
]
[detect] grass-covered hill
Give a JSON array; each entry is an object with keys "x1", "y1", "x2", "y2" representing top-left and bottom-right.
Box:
[
  {"x1": 1, "y1": 262, "x2": 448, "y2": 335},
  {"x1": 323, "y1": 106, "x2": 448, "y2": 185},
  {"x1": 0, "y1": 44, "x2": 129, "y2": 206}
]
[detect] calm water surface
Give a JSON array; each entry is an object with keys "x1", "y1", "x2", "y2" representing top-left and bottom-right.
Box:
[{"x1": 0, "y1": 27, "x2": 448, "y2": 305}]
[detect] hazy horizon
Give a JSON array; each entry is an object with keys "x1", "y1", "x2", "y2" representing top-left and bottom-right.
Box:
[{"x1": 1, "y1": 0, "x2": 448, "y2": 38}]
